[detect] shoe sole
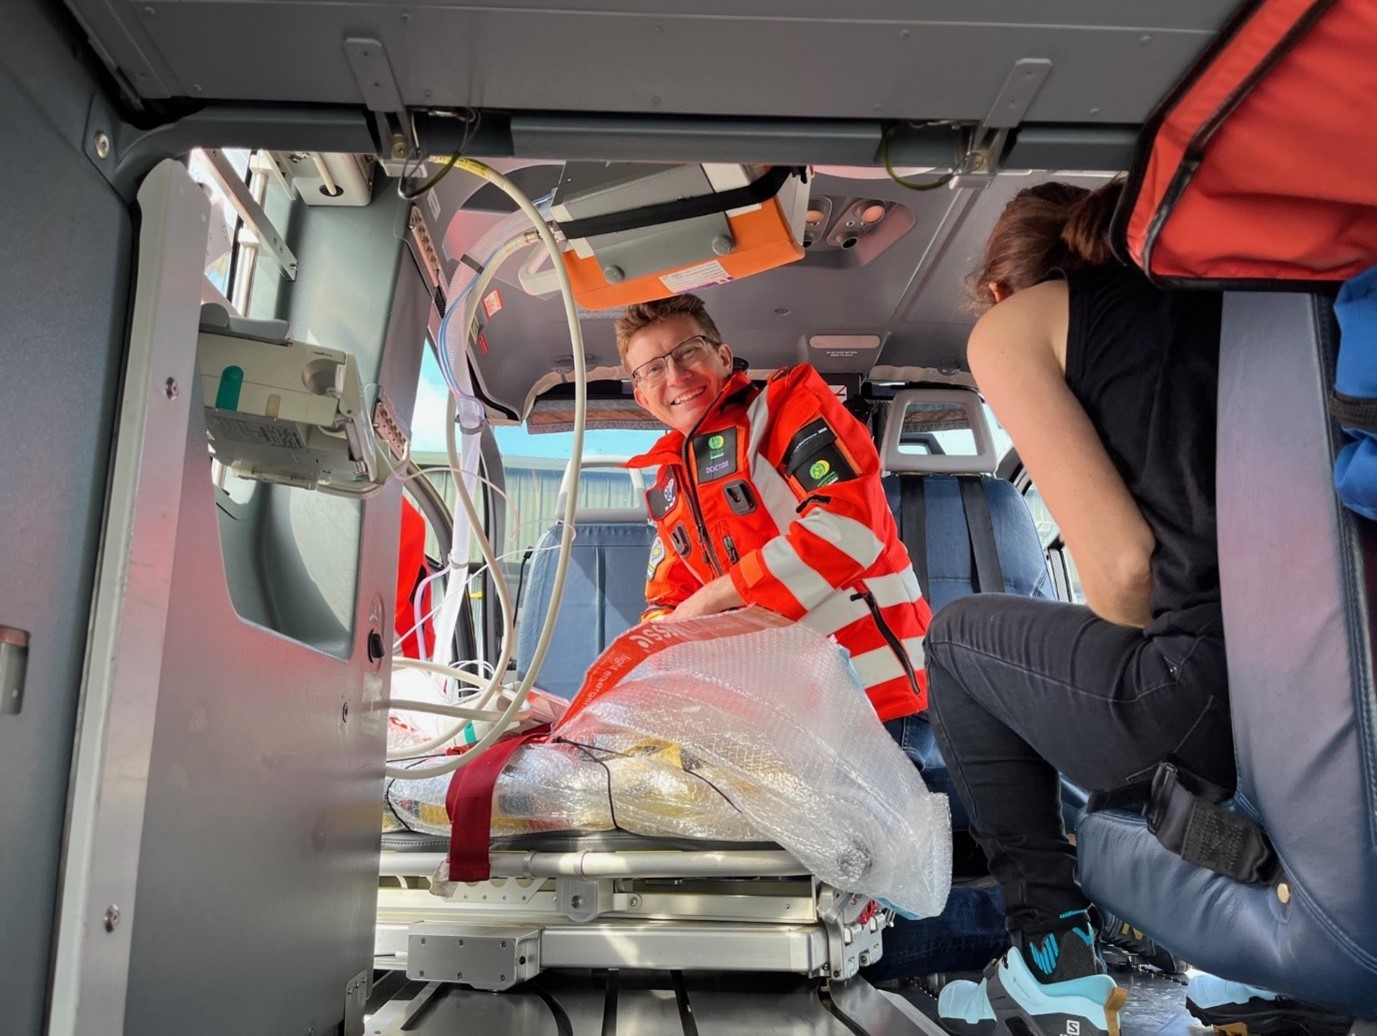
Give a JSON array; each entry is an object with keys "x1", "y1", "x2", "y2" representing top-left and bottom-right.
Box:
[
  {"x1": 1186, "y1": 997, "x2": 1353, "y2": 1036},
  {"x1": 986, "y1": 973, "x2": 1129, "y2": 1036}
]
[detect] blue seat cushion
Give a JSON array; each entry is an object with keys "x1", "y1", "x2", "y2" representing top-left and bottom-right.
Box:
[
  {"x1": 883, "y1": 473, "x2": 1055, "y2": 613},
  {"x1": 515, "y1": 521, "x2": 656, "y2": 700}
]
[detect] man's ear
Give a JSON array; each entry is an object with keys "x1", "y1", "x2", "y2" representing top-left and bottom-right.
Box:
[
  {"x1": 716, "y1": 342, "x2": 734, "y2": 370},
  {"x1": 632, "y1": 383, "x2": 648, "y2": 408}
]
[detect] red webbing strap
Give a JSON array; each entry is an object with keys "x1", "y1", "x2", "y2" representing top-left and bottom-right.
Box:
[{"x1": 444, "y1": 725, "x2": 550, "y2": 882}]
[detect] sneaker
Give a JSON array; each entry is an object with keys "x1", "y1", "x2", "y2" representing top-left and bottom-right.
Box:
[
  {"x1": 1096, "y1": 909, "x2": 1186, "y2": 975},
  {"x1": 1186, "y1": 975, "x2": 1352, "y2": 1036},
  {"x1": 937, "y1": 912, "x2": 1127, "y2": 1036}
]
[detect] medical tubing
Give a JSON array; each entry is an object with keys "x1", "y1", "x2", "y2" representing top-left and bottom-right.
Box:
[
  {"x1": 383, "y1": 392, "x2": 516, "y2": 763},
  {"x1": 384, "y1": 158, "x2": 585, "y2": 780},
  {"x1": 393, "y1": 655, "x2": 492, "y2": 689},
  {"x1": 459, "y1": 231, "x2": 539, "y2": 357},
  {"x1": 437, "y1": 198, "x2": 552, "y2": 395}
]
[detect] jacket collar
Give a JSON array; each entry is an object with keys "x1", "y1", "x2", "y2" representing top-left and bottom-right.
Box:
[{"x1": 626, "y1": 370, "x2": 756, "y2": 468}]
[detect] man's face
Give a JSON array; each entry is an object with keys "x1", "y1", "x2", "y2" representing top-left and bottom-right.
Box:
[{"x1": 626, "y1": 313, "x2": 735, "y2": 435}]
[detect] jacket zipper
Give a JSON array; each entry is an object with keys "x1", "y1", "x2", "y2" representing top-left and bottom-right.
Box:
[
  {"x1": 680, "y1": 384, "x2": 740, "y2": 578},
  {"x1": 852, "y1": 587, "x2": 920, "y2": 695}
]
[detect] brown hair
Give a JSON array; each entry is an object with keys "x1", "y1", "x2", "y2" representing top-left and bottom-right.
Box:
[
  {"x1": 613, "y1": 294, "x2": 722, "y2": 367},
  {"x1": 966, "y1": 180, "x2": 1124, "y2": 312}
]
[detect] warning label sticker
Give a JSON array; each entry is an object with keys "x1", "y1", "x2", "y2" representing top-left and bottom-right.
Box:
[
  {"x1": 482, "y1": 289, "x2": 504, "y2": 319},
  {"x1": 660, "y1": 259, "x2": 733, "y2": 295}
]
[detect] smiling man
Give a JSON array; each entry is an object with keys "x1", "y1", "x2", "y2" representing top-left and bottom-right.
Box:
[{"x1": 617, "y1": 293, "x2": 931, "y2": 722}]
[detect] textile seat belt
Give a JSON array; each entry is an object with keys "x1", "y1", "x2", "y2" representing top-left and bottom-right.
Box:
[
  {"x1": 445, "y1": 724, "x2": 552, "y2": 882},
  {"x1": 1088, "y1": 760, "x2": 1281, "y2": 885},
  {"x1": 958, "y1": 476, "x2": 1004, "y2": 594},
  {"x1": 899, "y1": 478, "x2": 930, "y2": 598}
]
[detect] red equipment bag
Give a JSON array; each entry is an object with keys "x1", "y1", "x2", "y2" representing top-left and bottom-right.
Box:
[{"x1": 1114, "y1": 0, "x2": 1377, "y2": 287}]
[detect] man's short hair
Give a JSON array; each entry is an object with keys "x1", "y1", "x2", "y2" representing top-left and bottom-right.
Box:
[{"x1": 613, "y1": 294, "x2": 722, "y2": 368}]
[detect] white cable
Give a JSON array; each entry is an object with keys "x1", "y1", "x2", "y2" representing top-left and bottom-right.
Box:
[
  {"x1": 384, "y1": 158, "x2": 585, "y2": 781},
  {"x1": 388, "y1": 697, "x2": 531, "y2": 724},
  {"x1": 393, "y1": 655, "x2": 493, "y2": 689}
]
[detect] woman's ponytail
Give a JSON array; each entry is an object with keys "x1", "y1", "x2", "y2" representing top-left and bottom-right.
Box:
[
  {"x1": 967, "y1": 180, "x2": 1124, "y2": 311},
  {"x1": 1060, "y1": 181, "x2": 1122, "y2": 267}
]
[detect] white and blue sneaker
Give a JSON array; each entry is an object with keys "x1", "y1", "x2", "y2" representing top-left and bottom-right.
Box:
[
  {"x1": 938, "y1": 913, "x2": 1127, "y2": 1036},
  {"x1": 1186, "y1": 975, "x2": 1352, "y2": 1036}
]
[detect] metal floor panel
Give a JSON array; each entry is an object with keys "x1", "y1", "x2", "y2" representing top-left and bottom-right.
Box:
[
  {"x1": 368, "y1": 966, "x2": 1377, "y2": 1036},
  {"x1": 368, "y1": 971, "x2": 940, "y2": 1035}
]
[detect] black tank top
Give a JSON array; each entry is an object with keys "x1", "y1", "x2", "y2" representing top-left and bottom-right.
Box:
[{"x1": 1064, "y1": 264, "x2": 1223, "y2": 639}]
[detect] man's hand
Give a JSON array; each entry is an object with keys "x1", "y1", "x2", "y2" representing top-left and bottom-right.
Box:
[{"x1": 671, "y1": 574, "x2": 745, "y2": 620}]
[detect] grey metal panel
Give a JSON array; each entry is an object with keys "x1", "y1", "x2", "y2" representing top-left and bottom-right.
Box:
[
  {"x1": 49, "y1": 159, "x2": 209, "y2": 1036},
  {"x1": 70, "y1": 0, "x2": 1235, "y2": 123},
  {"x1": 0, "y1": 4, "x2": 132, "y2": 1034},
  {"x1": 215, "y1": 181, "x2": 419, "y2": 656},
  {"x1": 117, "y1": 191, "x2": 425, "y2": 1034}
]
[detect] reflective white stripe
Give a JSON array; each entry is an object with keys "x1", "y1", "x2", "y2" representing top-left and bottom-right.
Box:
[
  {"x1": 862, "y1": 567, "x2": 922, "y2": 608},
  {"x1": 800, "y1": 591, "x2": 872, "y2": 637},
  {"x1": 745, "y1": 385, "x2": 772, "y2": 460},
  {"x1": 849, "y1": 637, "x2": 926, "y2": 688},
  {"x1": 761, "y1": 537, "x2": 834, "y2": 612},
  {"x1": 751, "y1": 452, "x2": 799, "y2": 532},
  {"x1": 797, "y1": 510, "x2": 884, "y2": 568}
]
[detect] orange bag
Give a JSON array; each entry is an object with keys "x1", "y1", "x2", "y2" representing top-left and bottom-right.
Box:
[{"x1": 1115, "y1": 0, "x2": 1377, "y2": 286}]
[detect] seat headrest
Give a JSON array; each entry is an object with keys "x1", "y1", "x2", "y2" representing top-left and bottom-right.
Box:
[
  {"x1": 554, "y1": 455, "x2": 651, "y2": 523},
  {"x1": 879, "y1": 387, "x2": 1000, "y2": 475}
]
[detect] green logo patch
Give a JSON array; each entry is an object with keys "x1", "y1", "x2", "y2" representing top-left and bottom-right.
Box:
[
  {"x1": 809, "y1": 459, "x2": 830, "y2": 481},
  {"x1": 709, "y1": 434, "x2": 725, "y2": 450}
]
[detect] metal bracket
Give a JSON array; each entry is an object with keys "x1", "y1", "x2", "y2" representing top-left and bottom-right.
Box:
[
  {"x1": 952, "y1": 58, "x2": 1053, "y2": 187},
  {"x1": 555, "y1": 876, "x2": 637, "y2": 922},
  {"x1": 342, "y1": 970, "x2": 368, "y2": 1036},
  {"x1": 200, "y1": 148, "x2": 298, "y2": 280},
  {"x1": 344, "y1": 37, "x2": 418, "y2": 164}
]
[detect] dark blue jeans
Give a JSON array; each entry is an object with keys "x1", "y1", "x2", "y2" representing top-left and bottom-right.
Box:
[
  {"x1": 925, "y1": 595, "x2": 1233, "y2": 935},
  {"x1": 861, "y1": 712, "x2": 1011, "y2": 980}
]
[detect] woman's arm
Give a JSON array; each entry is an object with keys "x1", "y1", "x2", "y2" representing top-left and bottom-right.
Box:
[{"x1": 967, "y1": 280, "x2": 1156, "y2": 628}]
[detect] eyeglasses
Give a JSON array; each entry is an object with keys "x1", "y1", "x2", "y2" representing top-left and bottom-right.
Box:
[{"x1": 629, "y1": 335, "x2": 719, "y2": 388}]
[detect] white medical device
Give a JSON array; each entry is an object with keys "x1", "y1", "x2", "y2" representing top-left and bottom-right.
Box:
[{"x1": 197, "y1": 304, "x2": 387, "y2": 490}]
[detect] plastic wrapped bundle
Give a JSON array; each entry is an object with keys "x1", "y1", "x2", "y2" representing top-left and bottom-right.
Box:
[
  {"x1": 388, "y1": 737, "x2": 758, "y2": 841},
  {"x1": 548, "y1": 610, "x2": 952, "y2": 918}
]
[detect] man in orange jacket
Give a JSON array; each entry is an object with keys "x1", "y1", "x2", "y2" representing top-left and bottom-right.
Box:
[
  {"x1": 616, "y1": 293, "x2": 1009, "y2": 980},
  {"x1": 619, "y1": 293, "x2": 930, "y2": 719}
]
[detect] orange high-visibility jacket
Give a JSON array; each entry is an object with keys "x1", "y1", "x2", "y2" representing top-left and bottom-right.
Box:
[{"x1": 627, "y1": 364, "x2": 931, "y2": 720}]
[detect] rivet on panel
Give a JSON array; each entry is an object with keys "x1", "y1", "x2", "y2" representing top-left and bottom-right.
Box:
[
  {"x1": 1276, "y1": 882, "x2": 1291, "y2": 904},
  {"x1": 93, "y1": 132, "x2": 110, "y2": 159}
]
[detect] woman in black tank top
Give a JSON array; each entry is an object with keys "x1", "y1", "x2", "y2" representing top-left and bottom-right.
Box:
[{"x1": 927, "y1": 183, "x2": 1232, "y2": 1033}]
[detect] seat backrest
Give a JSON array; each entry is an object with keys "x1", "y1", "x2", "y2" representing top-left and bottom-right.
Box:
[
  {"x1": 1078, "y1": 292, "x2": 1377, "y2": 1015},
  {"x1": 514, "y1": 459, "x2": 656, "y2": 700},
  {"x1": 879, "y1": 387, "x2": 1055, "y2": 611}
]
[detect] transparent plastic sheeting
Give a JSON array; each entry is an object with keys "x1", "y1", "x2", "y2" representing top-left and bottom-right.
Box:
[{"x1": 391, "y1": 611, "x2": 952, "y2": 918}]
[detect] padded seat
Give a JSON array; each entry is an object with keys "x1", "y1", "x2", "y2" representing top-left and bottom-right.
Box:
[
  {"x1": 878, "y1": 389, "x2": 1057, "y2": 829},
  {"x1": 514, "y1": 459, "x2": 656, "y2": 700},
  {"x1": 1078, "y1": 293, "x2": 1377, "y2": 1016},
  {"x1": 879, "y1": 388, "x2": 1055, "y2": 611}
]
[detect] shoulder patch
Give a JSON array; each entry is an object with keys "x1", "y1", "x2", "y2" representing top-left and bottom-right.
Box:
[
  {"x1": 647, "y1": 535, "x2": 666, "y2": 579},
  {"x1": 782, "y1": 417, "x2": 857, "y2": 490},
  {"x1": 646, "y1": 468, "x2": 679, "y2": 519}
]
